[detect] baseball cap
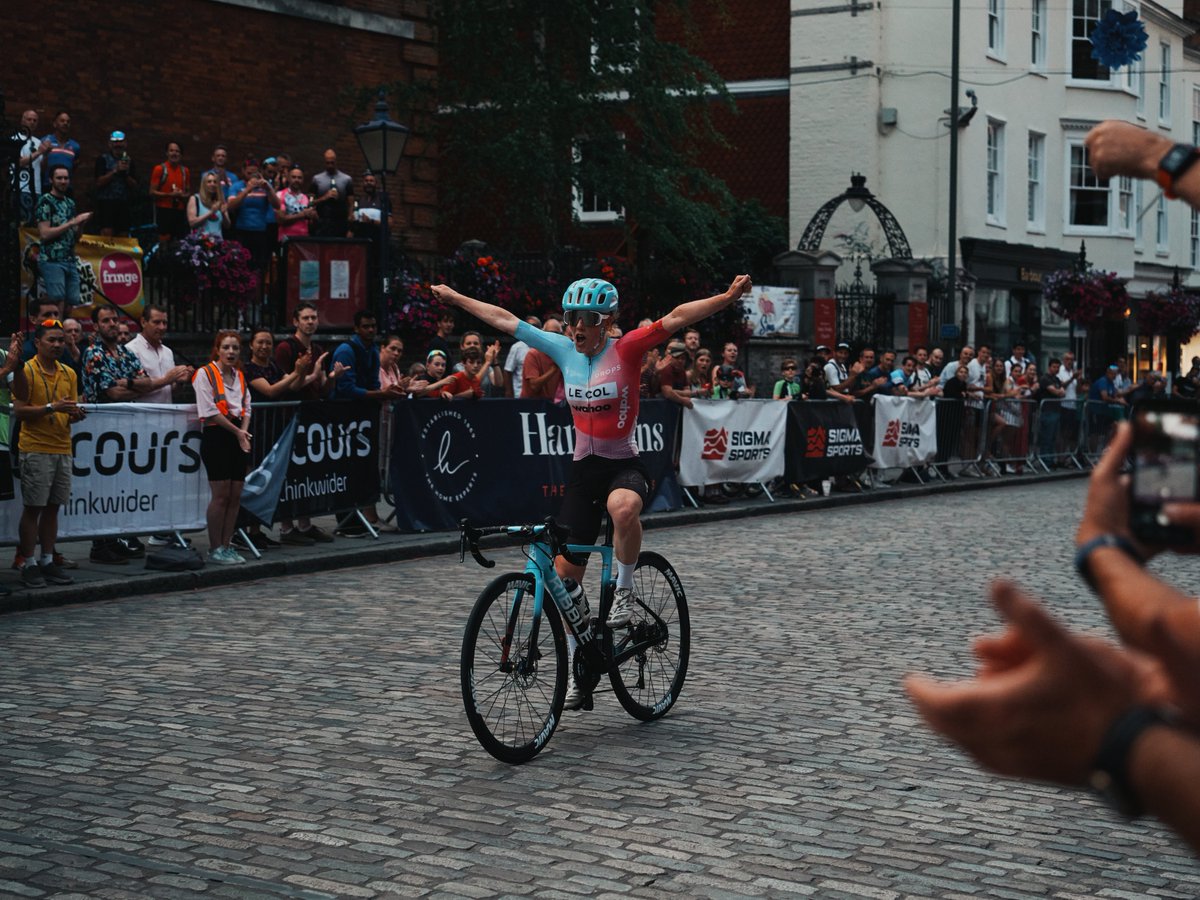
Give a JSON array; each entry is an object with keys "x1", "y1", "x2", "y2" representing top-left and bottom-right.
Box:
[
  {"x1": 263, "y1": 156, "x2": 277, "y2": 165},
  {"x1": 815, "y1": 344, "x2": 830, "y2": 353},
  {"x1": 1107, "y1": 364, "x2": 1119, "y2": 372},
  {"x1": 836, "y1": 341, "x2": 851, "y2": 350},
  {"x1": 666, "y1": 342, "x2": 687, "y2": 356},
  {"x1": 109, "y1": 130, "x2": 126, "y2": 141}
]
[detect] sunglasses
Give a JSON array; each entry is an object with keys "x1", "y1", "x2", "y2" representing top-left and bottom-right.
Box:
[
  {"x1": 783, "y1": 365, "x2": 797, "y2": 370},
  {"x1": 41, "y1": 319, "x2": 63, "y2": 328},
  {"x1": 563, "y1": 309, "x2": 605, "y2": 328}
]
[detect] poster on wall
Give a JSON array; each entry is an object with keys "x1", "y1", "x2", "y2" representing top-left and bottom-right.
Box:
[{"x1": 742, "y1": 286, "x2": 800, "y2": 337}]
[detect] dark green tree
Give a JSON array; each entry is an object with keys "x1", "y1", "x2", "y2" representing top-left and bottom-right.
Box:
[{"x1": 435, "y1": 0, "x2": 739, "y2": 265}]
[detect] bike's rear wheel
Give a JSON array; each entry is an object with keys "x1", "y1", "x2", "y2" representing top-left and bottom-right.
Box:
[
  {"x1": 461, "y1": 573, "x2": 566, "y2": 763},
  {"x1": 608, "y1": 552, "x2": 690, "y2": 721}
]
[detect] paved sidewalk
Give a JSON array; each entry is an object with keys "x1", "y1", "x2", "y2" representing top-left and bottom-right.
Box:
[{"x1": 0, "y1": 468, "x2": 1088, "y2": 615}]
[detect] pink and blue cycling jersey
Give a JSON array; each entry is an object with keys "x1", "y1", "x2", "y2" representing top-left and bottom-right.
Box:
[{"x1": 514, "y1": 318, "x2": 667, "y2": 461}]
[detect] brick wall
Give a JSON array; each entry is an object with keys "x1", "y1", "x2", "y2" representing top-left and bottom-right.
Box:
[{"x1": 7, "y1": 0, "x2": 438, "y2": 255}]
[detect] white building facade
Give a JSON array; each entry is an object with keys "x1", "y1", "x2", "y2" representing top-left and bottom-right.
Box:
[{"x1": 789, "y1": 0, "x2": 1200, "y2": 370}]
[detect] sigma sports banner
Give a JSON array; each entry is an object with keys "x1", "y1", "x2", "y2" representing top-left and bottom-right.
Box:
[
  {"x1": 679, "y1": 399, "x2": 787, "y2": 486},
  {"x1": 20, "y1": 228, "x2": 145, "y2": 319},
  {"x1": 389, "y1": 399, "x2": 683, "y2": 531},
  {"x1": 871, "y1": 395, "x2": 937, "y2": 469},
  {"x1": 0, "y1": 403, "x2": 205, "y2": 541},
  {"x1": 784, "y1": 400, "x2": 869, "y2": 481},
  {"x1": 241, "y1": 400, "x2": 381, "y2": 524}
]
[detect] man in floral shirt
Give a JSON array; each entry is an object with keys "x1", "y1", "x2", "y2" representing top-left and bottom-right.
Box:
[
  {"x1": 82, "y1": 306, "x2": 151, "y2": 565},
  {"x1": 36, "y1": 165, "x2": 91, "y2": 309}
]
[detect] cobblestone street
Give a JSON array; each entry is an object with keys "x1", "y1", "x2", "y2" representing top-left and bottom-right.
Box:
[{"x1": 2, "y1": 479, "x2": 1200, "y2": 898}]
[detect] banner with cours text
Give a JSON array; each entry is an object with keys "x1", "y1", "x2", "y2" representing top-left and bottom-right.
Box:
[
  {"x1": 784, "y1": 400, "x2": 869, "y2": 482},
  {"x1": 0, "y1": 403, "x2": 205, "y2": 541},
  {"x1": 870, "y1": 395, "x2": 938, "y2": 469},
  {"x1": 388, "y1": 399, "x2": 682, "y2": 531},
  {"x1": 241, "y1": 400, "x2": 381, "y2": 524},
  {"x1": 679, "y1": 399, "x2": 787, "y2": 486}
]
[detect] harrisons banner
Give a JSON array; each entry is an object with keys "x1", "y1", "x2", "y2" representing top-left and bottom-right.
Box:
[
  {"x1": 241, "y1": 400, "x2": 381, "y2": 523},
  {"x1": 0, "y1": 403, "x2": 205, "y2": 541},
  {"x1": 389, "y1": 399, "x2": 682, "y2": 531},
  {"x1": 784, "y1": 400, "x2": 869, "y2": 481},
  {"x1": 679, "y1": 399, "x2": 787, "y2": 486},
  {"x1": 871, "y1": 395, "x2": 937, "y2": 469}
]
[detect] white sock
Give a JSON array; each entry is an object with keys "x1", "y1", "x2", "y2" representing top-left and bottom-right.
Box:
[
  {"x1": 39, "y1": 554, "x2": 53, "y2": 567},
  {"x1": 616, "y1": 560, "x2": 635, "y2": 590}
]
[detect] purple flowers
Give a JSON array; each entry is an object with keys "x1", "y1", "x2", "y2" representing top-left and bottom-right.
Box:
[
  {"x1": 1044, "y1": 267, "x2": 1130, "y2": 327},
  {"x1": 167, "y1": 234, "x2": 259, "y2": 309},
  {"x1": 1137, "y1": 289, "x2": 1200, "y2": 337}
]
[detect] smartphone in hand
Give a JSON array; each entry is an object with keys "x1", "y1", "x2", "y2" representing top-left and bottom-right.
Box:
[{"x1": 1130, "y1": 399, "x2": 1200, "y2": 545}]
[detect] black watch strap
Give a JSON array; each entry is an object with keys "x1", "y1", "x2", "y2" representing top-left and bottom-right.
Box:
[
  {"x1": 1074, "y1": 533, "x2": 1142, "y2": 591},
  {"x1": 1089, "y1": 706, "x2": 1173, "y2": 817}
]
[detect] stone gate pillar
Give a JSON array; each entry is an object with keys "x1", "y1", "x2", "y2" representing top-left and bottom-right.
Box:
[
  {"x1": 871, "y1": 258, "x2": 934, "y2": 353},
  {"x1": 773, "y1": 249, "x2": 843, "y2": 348}
]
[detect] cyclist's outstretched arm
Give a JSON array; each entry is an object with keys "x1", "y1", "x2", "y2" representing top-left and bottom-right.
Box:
[
  {"x1": 432, "y1": 284, "x2": 521, "y2": 336},
  {"x1": 660, "y1": 274, "x2": 752, "y2": 335}
]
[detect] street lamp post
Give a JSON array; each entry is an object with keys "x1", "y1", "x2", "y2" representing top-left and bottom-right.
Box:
[{"x1": 354, "y1": 91, "x2": 410, "y2": 323}]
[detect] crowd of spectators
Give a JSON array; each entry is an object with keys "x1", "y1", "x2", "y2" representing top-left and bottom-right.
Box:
[{"x1": 15, "y1": 108, "x2": 389, "y2": 310}]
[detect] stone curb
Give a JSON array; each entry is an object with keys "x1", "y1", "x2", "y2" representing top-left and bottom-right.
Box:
[{"x1": 0, "y1": 469, "x2": 1088, "y2": 616}]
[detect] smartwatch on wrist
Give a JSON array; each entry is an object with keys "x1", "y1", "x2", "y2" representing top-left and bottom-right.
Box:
[
  {"x1": 1155, "y1": 144, "x2": 1200, "y2": 199},
  {"x1": 1089, "y1": 706, "x2": 1173, "y2": 817},
  {"x1": 1074, "y1": 533, "x2": 1143, "y2": 590}
]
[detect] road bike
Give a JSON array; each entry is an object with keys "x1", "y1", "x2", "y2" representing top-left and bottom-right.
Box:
[{"x1": 458, "y1": 517, "x2": 690, "y2": 764}]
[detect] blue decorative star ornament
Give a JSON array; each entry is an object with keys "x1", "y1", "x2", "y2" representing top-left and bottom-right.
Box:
[{"x1": 1090, "y1": 8, "x2": 1149, "y2": 69}]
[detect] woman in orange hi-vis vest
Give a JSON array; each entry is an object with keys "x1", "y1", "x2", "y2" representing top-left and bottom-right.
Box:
[{"x1": 192, "y1": 330, "x2": 252, "y2": 565}]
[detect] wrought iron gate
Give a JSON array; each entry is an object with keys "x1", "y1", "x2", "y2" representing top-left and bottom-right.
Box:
[{"x1": 836, "y1": 260, "x2": 894, "y2": 350}]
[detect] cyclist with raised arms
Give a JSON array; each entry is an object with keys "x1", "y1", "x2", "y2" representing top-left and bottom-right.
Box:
[{"x1": 433, "y1": 273, "x2": 752, "y2": 708}]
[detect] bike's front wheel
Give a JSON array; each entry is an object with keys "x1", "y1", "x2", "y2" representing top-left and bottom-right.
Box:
[
  {"x1": 461, "y1": 573, "x2": 566, "y2": 763},
  {"x1": 608, "y1": 552, "x2": 690, "y2": 721}
]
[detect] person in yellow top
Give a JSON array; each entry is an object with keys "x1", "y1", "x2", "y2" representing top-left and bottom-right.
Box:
[{"x1": 13, "y1": 320, "x2": 86, "y2": 589}]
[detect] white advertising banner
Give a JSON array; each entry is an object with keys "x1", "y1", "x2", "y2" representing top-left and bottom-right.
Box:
[
  {"x1": 870, "y1": 396, "x2": 938, "y2": 469},
  {"x1": 680, "y1": 399, "x2": 788, "y2": 486},
  {"x1": 742, "y1": 285, "x2": 800, "y2": 337},
  {"x1": 0, "y1": 403, "x2": 207, "y2": 541}
]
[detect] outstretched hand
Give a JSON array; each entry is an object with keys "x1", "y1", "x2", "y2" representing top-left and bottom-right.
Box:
[
  {"x1": 904, "y1": 581, "x2": 1157, "y2": 786},
  {"x1": 727, "y1": 274, "x2": 752, "y2": 300},
  {"x1": 431, "y1": 284, "x2": 463, "y2": 306}
]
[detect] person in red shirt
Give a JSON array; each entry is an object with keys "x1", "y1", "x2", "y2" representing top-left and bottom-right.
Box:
[
  {"x1": 149, "y1": 141, "x2": 190, "y2": 243},
  {"x1": 427, "y1": 347, "x2": 487, "y2": 399}
]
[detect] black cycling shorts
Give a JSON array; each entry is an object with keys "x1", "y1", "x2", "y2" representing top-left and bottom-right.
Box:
[{"x1": 557, "y1": 454, "x2": 651, "y2": 549}]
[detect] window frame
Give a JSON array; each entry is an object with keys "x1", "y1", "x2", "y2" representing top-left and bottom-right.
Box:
[
  {"x1": 572, "y1": 137, "x2": 625, "y2": 225},
  {"x1": 988, "y1": 0, "x2": 1006, "y2": 60},
  {"x1": 1030, "y1": 0, "x2": 1046, "y2": 71},
  {"x1": 1064, "y1": 139, "x2": 1114, "y2": 235},
  {"x1": 1027, "y1": 130, "x2": 1045, "y2": 231},
  {"x1": 987, "y1": 118, "x2": 1007, "y2": 226}
]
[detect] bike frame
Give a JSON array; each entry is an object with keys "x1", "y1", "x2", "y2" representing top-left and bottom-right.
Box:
[{"x1": 488, "y1": 524, "x2": 663, "y2": 676}]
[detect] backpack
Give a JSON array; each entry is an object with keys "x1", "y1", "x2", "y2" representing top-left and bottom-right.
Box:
[{"x1": 145, "y1": 545, "x2": 205, "y2": 571}]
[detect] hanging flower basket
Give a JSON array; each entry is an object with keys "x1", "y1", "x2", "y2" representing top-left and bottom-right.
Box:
[
  {"x1": 1043, "y1": 267, "x2": 1130, "y2": 327},
  {"x1": 1136, "y1": 288, "x2": 1200, "y2": 338},
  {"x1": 163, "y1": 233, "x2": 260, "y2": 309}
]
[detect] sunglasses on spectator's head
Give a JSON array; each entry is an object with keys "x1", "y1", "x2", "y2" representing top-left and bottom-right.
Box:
[{"x1": 563, "y1": 309, "x2": 606, "y2": 328}]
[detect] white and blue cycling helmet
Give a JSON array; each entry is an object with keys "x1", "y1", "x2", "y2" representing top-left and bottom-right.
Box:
[{"x1": 562, "y1": 278, "x2": 619, "y2": 322}]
